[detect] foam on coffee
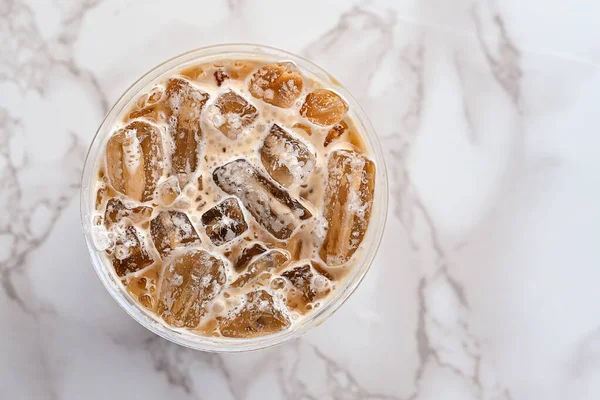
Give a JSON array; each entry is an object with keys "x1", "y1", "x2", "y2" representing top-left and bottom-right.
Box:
[{"x1": 91, "y1": 58, "x2": 376, "y2": 338}]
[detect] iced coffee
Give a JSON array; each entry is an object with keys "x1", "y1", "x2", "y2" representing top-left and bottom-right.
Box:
[{"x1": 90, "y1": 58, "x2": 377, "y2": 338}]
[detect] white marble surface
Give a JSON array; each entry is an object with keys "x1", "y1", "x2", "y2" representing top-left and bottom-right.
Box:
[{"x1": 2, "y1": 0, "x2": 600, "y2": 399}]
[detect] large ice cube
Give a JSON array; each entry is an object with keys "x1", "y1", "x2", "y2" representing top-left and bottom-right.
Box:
[
  {"x1": 319, "y1": 150, "x2": 375, "y2": 266},
  {"x1": 260, "y1": 124, "x2": 316, "y2": 187},
  {"x1": 158, "y1": 250, "x2": 226, "y2": 328},
  {"x1": 111, "y1": 226, "x2": 153, "y2": 276},
  {"x1": 201, "y1": 197, "x2": 248, "y2": 246},
  {"x1": 150, "y1": 211, "x2": 201, "y2": 259},
  {"x1": 208, "y1": 91, "x2": 258, "y2": 139},
  {"x1": 106, "y1": 121, "x2": 164, "y2": 202},
  {"x1": 212, "y1": 159, "x2": 312, "y2": 240},
  {"x1": 300, "y1": 89, "x2": 348, "y2": 126},
  {"x1": 104, "y1": 198, "x2": 152, "y2": 227},
  {"x1": 248, "y1": 63, "x2": 303, "y2": 108},
  {"x1": 219, "y1": 290, "x2": 290, "y2": 338},
  {"x1": 232, "y1": 249, "x2": 290, "y2": 288},
  {"x1": 165, "y1": 77, "x2": 209, "y2": 185}
]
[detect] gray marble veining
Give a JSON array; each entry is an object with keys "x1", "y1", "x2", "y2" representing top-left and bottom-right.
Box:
[{"x1": 1, "y1": 0, "x2": 600, "y2": 399}]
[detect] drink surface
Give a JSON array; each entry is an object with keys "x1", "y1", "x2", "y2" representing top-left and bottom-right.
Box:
[{"x1": 91, "y1": 58, "x2": 376, "y2": 338}]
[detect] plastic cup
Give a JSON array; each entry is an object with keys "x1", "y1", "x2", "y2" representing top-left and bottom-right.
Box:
[{"x1": 80, "y1": 44, "x2": 388, "y2": 352}]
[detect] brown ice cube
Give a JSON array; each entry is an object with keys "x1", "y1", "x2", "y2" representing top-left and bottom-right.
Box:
[
  {"x1": 233, "y1": 243, "x2": 267, "y2": 272},
  {"x1": 95, "y1": 171, "x2": 117, "y2": 210},
  {"x1": 150, "y1": 211, "x2": 201, "y2": 259},
  {"x1": 158, "y1": 176, "x2": 181, "y2": 206},
  {"x1": 229, "y1": 60, "x2": 258, "y2": 80},
  {"x1": 209, "y1": 91, "x2": 258, "y2": 139},
  {"x1": 286, "y1": 231, "x2": 311, "y2": 260},
  {"x1": 128, "y1": 85, "x2": 166, "y2": 122},
  {"x1": 219, "y1": 290, "x2": 290, "y2": 338},
  {"x1": 293, "y1": 123, "x2": 312, "y2": 136},
  {"x1": 138, "y1": 85, "x2": 164, "y2": 107},
  {"x1": 324, "y1": 120, "x2": 348, "y2": 147},
  {"x1": 260, "y1": 124, "x2": 316, "y2": 187},
  {"x1": 212, "y1": 159, "x2": 312, "y2": 240},
  {"x1": 104, "y1": 198, "x2": 152, "y2": 227},
  {"x1": 96, "y1": 186, "x2": 107, "y2": 209},
  {"x1": 179, "y1": 65, "x2": 205, "y2": 81},
  {"x1": 112, "y1": 226, "x2": 153, "y2": 276},
  {"x1": 127, "y1": 267, "x2": 160, "y2": 311},
  {"x1": 138, "y1": 293, "x2": 154, "y2": 310},
  {"x1": 146, "y1": 86, "x2": 164, "y2": 105},
  {"x1": 281, "y1": 263, "x2": 331, "y2": 313},
  {"x1": 231, "y1": 249, "x2": 290, "y2": 288},
  {"x1": 300, "y1": 89, "x2": 348, "y2": 126},
  {"x1": 248, "y1": 63, "x2": 303, "y2": 108},
  {"x1": 319, "y1": 150, "x2": 375, "y2": 266},
  {"x1": 158, "y1": 250, "x2": 226, "y2": 328},
  {"x1": 214, "y1": 69, "x2": 229, "y2": 86},
  {"x1": 128, "y1": 106, "x2": 159, "y2": 122},
  {"x1": 201, "y1": 198, "x2": 248, "y2": 246},
  {"x1": 165, "y1": 77, "x2": 209, "y2": 185},
  {"x1": 106, "y1": 121, "x2": 164, "y2": 202},
  {"x1": 128, "y1": 107, "x2": 156, "y2": 122}
]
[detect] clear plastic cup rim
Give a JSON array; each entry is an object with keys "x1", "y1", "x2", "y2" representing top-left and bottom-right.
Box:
[{"x1": 80, "y1": 43, "x2": 389, "y2": 353}]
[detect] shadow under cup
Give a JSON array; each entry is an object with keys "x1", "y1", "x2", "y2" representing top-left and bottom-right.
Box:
[{"x1": 80, "y1": 44, "x2": 389, "y2": 352}]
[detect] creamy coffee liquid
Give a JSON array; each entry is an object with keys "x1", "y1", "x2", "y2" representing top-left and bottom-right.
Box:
[{"x1": 91, "y1": 58, "x2": 376, "y2": 338}]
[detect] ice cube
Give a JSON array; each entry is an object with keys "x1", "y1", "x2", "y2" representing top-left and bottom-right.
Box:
[
  {"x1": 248, "y1": 63, "x2": 303, "y2": 108},
  {"x1": 260, "y1": 124, "x2": 316, "y2": 187},
  {"x1": 165, "y1": 77, "x2": 209, "y2": 185},
  {"x1": 319, "y1": 150, "x2": 375, "y2": 266},
  {"x1": 139, "y1": 293, "x2": 154, "y2": 310},
  {"x1": 324, "y1": 120, "x2": 348, "y2": 147},
  {"x1": 179, "y1": 65, "x2": 206, "y2": 81},
  {"x1": 201, "y1": 197, "x2": 248, "y2": 246},
  {"x1": 111, "y1": 226, "x2": 153, "y2": 276},
  {"x1": 292, "y1": 123, "x2": 312, "y2": 136},
  {"x1": 233, "y1": 243, "x2": 267, "y2": 272},
  {"x1": 91, "y1": 225, "x2": 112, "y2": 251},
  {"x1": 158, "y1": 176, "x2": 181, "y2": 206},
  {"x1": 128, "y1": 85, "x2": 166, "y2": 122},
  {"x1": 300, "y1": 89, "x2": 348, "y2": 126},
  {"x1": 96, "y1": 186, "x2": 107, "y2": 209},
  {"x1": 104, "y1": 198, "x2": 152, "y2": 227},
  {"x1": 281, "y1": 263, "x2": 331, "y2": 313},
  {"x1": 150, "y1": 211, "x2": 201, "y2": 259},
  {"x1": 214, "y1": 69, "x2": 229, "y2": 86},
  {"x1": 212, "y1": 159, "x2": 312, "y2": 240},
  {"x1": 286, "y1": 231, "x2": 312, "y2": 260},
  {"x1": 158, "y1": 249, "x2": 226, "y2": 328},
  {"x1": 146, "y1": 86, "x2": 165, "y2": 105},
  {"x1": 208, "y1": 91, "x2": 258, "y2": 139},
  {"x1": 106, "y1": 121, "x2": 164, "y2": 202},
  {"x1": 128, "y1": 106, "x2": 158, "y2": 122},
  {"x1": 229, "y1": 60, "x2": 258, "y2": 80},
  {"x1": 232, "y1": 249, "x2": 290, "y2": 288},
  {"x1": 219, "y1": 290, "x2": 290, "y2": 338}
]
